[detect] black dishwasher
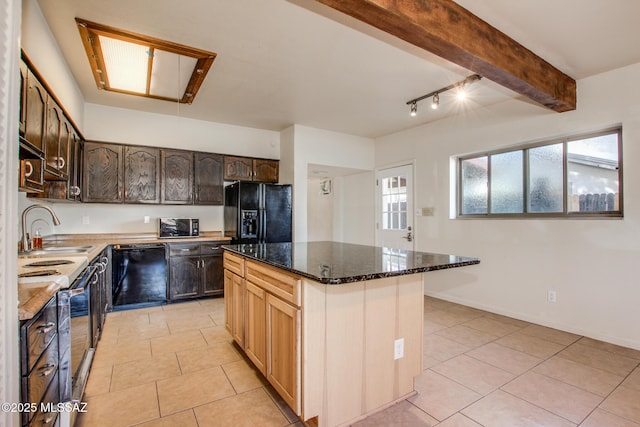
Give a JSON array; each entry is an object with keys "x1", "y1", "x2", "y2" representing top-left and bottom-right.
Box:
[{"x1": 111, "y1": 243, "x2": 167, "y2": 309}]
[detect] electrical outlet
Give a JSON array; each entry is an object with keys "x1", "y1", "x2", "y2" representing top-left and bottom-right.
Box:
[
  {"x1": 394, "y1": 338, "x2": 404, "y2": 360},
  {"x1": 82, "y1": 215, "x2": 90, "y2": 225},
  {"x1": 547, "y1": 290, "x2": 557, "y2": 303},
  {"x1": 144, "y1": 216, "x2": 150, "y2": 224}
]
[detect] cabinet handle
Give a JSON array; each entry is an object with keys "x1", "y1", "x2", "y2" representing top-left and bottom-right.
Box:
[
  {"x1": 41, "y1": 415, "x2": 55, "y2": 425},
  {"x1": 24, "y1": 160, "x2": 33, "y2": 178},
  {"x1": 36, "y1": 322, "x2": 55, "y2": 334},
  {"x1": 57, "y1": 157, "x2": 65, "y2": 169},
  {"x1": 180, "y1": 248, "x2": 190, "y2": 253},
  {"x1": 70, "y1": 186, "x2": 81, "y2": 197},
  {"x1": 38, "y1": 363, "x2": 56, "y2": 377},
  {"x1": 209, "y1": 246, "x2": 221, "y2": 250}
]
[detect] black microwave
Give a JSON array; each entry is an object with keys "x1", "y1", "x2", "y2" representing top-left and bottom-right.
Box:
[{"x1": 159, "y1": 218, "x2": 200, "y2": 238}]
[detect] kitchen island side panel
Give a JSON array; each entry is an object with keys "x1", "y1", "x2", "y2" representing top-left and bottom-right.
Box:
[{"x1": 302, "y1": 274, "x2": 424, "y2": 427}]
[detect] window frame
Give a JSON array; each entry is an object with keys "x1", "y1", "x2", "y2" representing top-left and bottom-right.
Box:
[{"x1": 456, "y1": 127, "x2": 623, "y2": 219}]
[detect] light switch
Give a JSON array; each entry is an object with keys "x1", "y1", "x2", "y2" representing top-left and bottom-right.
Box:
[
  {"x1": 144, "y1": 216, "x2": 150, "y2": 224},
  {"x1": 421, "y1": 207, "x2": 434, "y2": 216},
  {"x1": 82, "y1": 215, "x2": 90, "y2": 225}
]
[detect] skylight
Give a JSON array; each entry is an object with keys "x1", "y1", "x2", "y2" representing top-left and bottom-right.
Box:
[{"x1": 76, "y1": 18, "x2": 216, "y2": 104}]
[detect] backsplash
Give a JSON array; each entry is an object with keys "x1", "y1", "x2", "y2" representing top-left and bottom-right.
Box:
[{"x1": 18, "y1": 193, "x2": 224, "y2": 236}]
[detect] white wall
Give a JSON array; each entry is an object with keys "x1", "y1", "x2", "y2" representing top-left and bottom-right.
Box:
[
  {"x1": 333, "y1": 172, "x2": 375, "y2": 245},
  {"x1": 307, "y1": 178, "x2": 334, "y2": 241},
  {"x1": 374, "y1": 63, "x2": 640, "y2": 350},
  {"x1": 288, "y1": 125, "x2": 374, "y2": 242}
]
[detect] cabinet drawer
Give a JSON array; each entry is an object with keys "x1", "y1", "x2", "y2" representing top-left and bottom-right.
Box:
[
  {"x1": 24, "y1": 337, "x2": 58, "y2": 415},
  {"x1": 168, "y1": 243, "x2": 200, "y2": 257},
  {"x1": 29, "y1": 370, "x2": 59, "y2": 427},
  {"x1": 224, "y1": 252, "x2": 245, "y2": 277},
  {"x1": 22, "y1": 297, "x2": 57, "y2": 373},
  {"x1": 245, "y1": 260, "x2": 300, "y2": 307},
  {"x1": 200, "y1": 241, "x2": 225, "y2": 256}
]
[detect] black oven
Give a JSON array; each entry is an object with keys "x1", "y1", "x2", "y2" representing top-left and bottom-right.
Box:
[{"x1": 58, "y1": 265, "x2": 98, "y2": 410}]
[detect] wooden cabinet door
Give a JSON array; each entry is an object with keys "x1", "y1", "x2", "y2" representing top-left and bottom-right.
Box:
[
  {"x1": 253, "y1": 159, "x2": 279, "y2": 183},
  {"x1": 57, "y1": 119, "x2": 71, "y2": 179},
  {"x1": 202, "y1": 254, "x2": 224, "y2": 296},
  {"x1": 83, "y1": 142, "x2": 124, "y2": 203},
  {"x1": 224, "y1": 156, "x2": 253, "y2": 181},
  {"x1": 25, "y1": 70, "x2": 46, "y2": 154},
  {"x1": 224, "y1": 270, "x2": 234, "y2": 333},
  {"x1": 194, "y1": 152, "x2": 223, "y2": 205},
  {"x1": 44, "y1": 99, "x2": 64, "y2": 179},
  {"x1": 125, "y1": 146, "x2": 160, "y2": 203},
  {"x1": 19, "y1": 60, "x2": 27, "y2": 135},
  {"x1": 231, "y1": 272, "x2": 245, "y2": 346},
  {"x1": 68, "y1": 131, "x2": 82, "y2": 201},
  {"x1": 161, "y1": 150, "x2": 193, "y2": 204},
  {"x1": 169, "y1": 256, "x2": 200, "y2": 300},
  {"x1": 244, "y1": 281, "x2": 267, "y2": 374},
  {"x1": 266, "y1": 294, "x2": 300, "y2": 414}
]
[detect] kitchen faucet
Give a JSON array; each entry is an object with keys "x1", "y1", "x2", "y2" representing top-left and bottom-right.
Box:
[{"x1": 20, "y1": 204, "x2": 61, "y2": 252}]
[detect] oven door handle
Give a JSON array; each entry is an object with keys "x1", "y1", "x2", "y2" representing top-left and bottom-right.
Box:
[{"x1": 69, "y1": 287, "x2": 85, "y2": 297}]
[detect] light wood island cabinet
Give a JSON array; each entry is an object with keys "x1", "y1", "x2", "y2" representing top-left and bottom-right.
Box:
[{"x1": 222, "y1": 242, "x2": 482, "y2": 427}]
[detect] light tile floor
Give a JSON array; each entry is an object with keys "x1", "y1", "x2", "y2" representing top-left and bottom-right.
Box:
[{"x1": 76, "y1": 296, "x2": 640, "y2": 427}]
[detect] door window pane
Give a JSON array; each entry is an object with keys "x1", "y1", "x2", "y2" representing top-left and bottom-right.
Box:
[
  {"x1": 491, "y1": 151, "x2": 523, "y2": 213},
  {"x1": 461, "y1": 157, "x2": 488, "y2": 214},
  {"x1": 567, "y1": 133, "x2": 619, "y2": 212},
  {"x1": 381, "y1": 175, "x2": 407, "y2": 230},
  {"x1": 528, "y1": 144, "x2": 563, "y2": 213}
]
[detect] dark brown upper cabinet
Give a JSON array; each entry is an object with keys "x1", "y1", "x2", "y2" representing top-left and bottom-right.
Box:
[
  {"x1": 44, "y1": 99, "x2": 65, "y2": 180},
  {"x1": 224, "y1": 156, "x2": 253, "y2": 181},
  {"x1": 124, "y1": 146, "x2": 160, "y2": 204},
  {"x1": 24, "y1": 69, "x2": 47, "y2": 155},
  {"x1": 194, "y1": 152, "x2": 223, "y2": 205},
  {"x1": 19, "y1": 61, "x2": 27, "y2": 136},
  {"x1": 224, "y1": 156, "x2": 279, "y2": 183},
  {"x1": 83, "y1": 141, "x2": 124, "y2": 203},
  {"x1": 161, "y1": 149, "x2": 193, "y2": 204},
  {"x1": 253, "y1": 159, "x2": 279, "y2": 183}
]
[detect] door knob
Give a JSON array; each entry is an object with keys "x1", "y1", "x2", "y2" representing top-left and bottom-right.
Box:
[{"x1": 401, "y1": 226, "x2": 413, "y2": 242}]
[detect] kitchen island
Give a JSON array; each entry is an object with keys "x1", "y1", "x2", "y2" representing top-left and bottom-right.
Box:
[{"x1": 223, "y1": 241, "x2": 479, "y2": 427}]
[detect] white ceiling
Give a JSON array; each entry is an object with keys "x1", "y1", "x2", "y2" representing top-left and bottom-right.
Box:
[{"x1": 36, "y1": 0, "x2": 640, "y2": 139}]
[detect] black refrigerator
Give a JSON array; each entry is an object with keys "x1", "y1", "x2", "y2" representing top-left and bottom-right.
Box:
[{"x1": 224, "y1": 182, "x2": 292, "y2": 244}]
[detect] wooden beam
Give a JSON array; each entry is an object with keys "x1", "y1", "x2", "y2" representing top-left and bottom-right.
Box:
[{"x1": 313, "y1": 0, "x2": 576, "y2": 112}]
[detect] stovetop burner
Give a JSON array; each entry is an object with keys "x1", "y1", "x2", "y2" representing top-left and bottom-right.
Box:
[
  {"x1": 18, "y1": 269, "x2": 61, "y2": 278},
  {"x1": 23, "y1": 259, "x2": 74, "y2": 267}
]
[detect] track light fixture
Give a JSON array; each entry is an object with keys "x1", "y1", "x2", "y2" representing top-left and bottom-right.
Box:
[
  {"x1": 407, "y1": 73, "x2": 481, "y2": 117},
  {"x1": 410, "y1": 101, "x2": 417, "y2": 116},
  {"x1": 431, "y1": 93, "x2": 439, "y2": 110}
]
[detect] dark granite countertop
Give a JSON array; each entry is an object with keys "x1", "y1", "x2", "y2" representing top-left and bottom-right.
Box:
[{"x1": 223, "y1": 241, "x2": 480, "y2": 284}]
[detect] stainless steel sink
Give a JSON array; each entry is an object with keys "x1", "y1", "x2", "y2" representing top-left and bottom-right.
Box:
[{"x1": 21, "y1": 245, "x2": 95, "y2": 256}]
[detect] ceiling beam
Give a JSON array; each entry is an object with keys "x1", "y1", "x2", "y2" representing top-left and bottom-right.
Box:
[{"x1": 313, "y1": 0, "x2": 576, "y2": 112}]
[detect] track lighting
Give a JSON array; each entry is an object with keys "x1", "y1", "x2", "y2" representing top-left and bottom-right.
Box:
[
  {"x1": 431, "y1": 93, "x2": 439, "y2": 110},
  {"x1": 406, "y1": 74, "x2": 481, "y2": 116}
]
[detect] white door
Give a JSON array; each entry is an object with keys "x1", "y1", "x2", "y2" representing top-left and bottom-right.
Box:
[{"x1": 375, "y1": 164, "x2": 414, "y2": 250}]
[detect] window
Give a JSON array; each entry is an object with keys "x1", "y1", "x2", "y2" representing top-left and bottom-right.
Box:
[
  {"x1": 381, "y1": 175, "x2": 408, "y2": 230},
  {"x1": 458, "y1": 128, "x2": 622, "y2": 218}
]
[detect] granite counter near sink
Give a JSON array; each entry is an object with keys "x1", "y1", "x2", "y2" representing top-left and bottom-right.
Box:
[{"x1": 17, "y1": 231, "x2": 231, "y2": 320}]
